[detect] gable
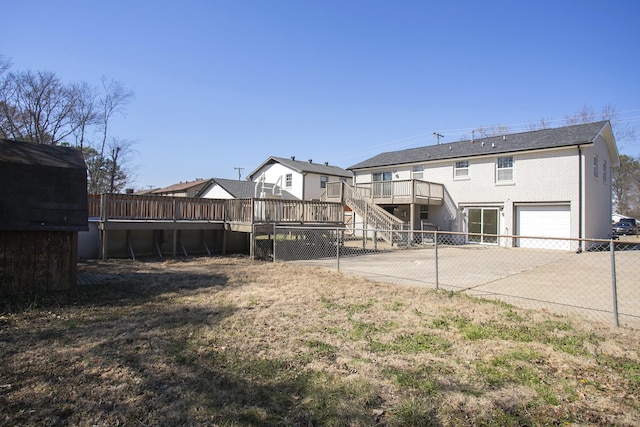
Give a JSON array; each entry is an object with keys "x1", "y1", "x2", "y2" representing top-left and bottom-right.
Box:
[{"x1": 247, "y1": 156, "x2": 352, "y2": 181}]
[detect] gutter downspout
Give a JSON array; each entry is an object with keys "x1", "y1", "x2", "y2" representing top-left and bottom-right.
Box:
[
  {"x1": 577, "y1": 145, "x2": 583, "y2": 253},
  {"x1": 301, "y1": 172, "x2": 307, "y2": 200}
]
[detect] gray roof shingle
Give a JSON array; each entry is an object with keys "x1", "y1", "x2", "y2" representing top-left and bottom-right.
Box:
[
  {"x1": 248, "y1": 156, "x2": 352, "y2": 180},
  {"x1": 348, "y1": 121, "x2": 611, "y2": 170},
  {"x1": 0, "y1": 139, "x2": 86, "y2": 169}
]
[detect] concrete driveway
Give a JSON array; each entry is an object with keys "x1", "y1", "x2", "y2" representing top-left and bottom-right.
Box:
[{"x1": 291, "y1": 244, "x2": 640, "y2": 329}]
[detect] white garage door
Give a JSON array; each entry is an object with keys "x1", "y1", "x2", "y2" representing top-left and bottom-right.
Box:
[{"x1": 516, "y1": 205, "x2": 571, "y2": 250}]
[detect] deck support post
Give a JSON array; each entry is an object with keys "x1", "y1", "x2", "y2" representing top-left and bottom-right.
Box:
[
  {"x1": 172, "y1": 229, "x2": 177, "y2": 257},
  {"x1": 100, "y1": 193, "x2": 109, "y2": 260},
  {"x1": 126, "y1": 230, "x2": 135, "y2": 260},
  {"x1": 202, "y1": 230, "x2": 211, "y2": 256}
]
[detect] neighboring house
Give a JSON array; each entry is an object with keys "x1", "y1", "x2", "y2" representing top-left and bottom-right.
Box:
[
  {"x1": 198, "y1": 178, "x2": 296, "y2": 200},
  {"x1": 246, "y1": 156, "x2": 352, "y2": 200},
  {"x1": 150, "y1": 178, "x2": 211, "y2": 197},
  {"x1": 345, "y1": 121, "x2": 619, "y2": 249},
  {"x1": 0, "y1": 139, "x2": 88, "y2": 294}
]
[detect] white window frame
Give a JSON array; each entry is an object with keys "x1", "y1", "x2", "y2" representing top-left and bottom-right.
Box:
[
  {"x1": 320, "y1": 175, "x2": 328, "y2": 188},
  {"x1": 496, "y1": 156, "x2": 514, "y2": 183},
  {"x1": 285, "y1": 173, "x2": 293, "y2": 188},
  {"x1": 454, "y1": 160, "x2": 469, "y2": 179},
  {"x1": 412, "y1": 165, "x2": 424, "y2": 179}
]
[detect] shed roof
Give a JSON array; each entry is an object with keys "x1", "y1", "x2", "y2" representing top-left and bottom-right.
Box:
[
  {"x1": 0, "y1": 139, "x2": 86, "y2": 168},
  {"x1": 348, "y1": 121, "x2": 615, "y2": 170}
]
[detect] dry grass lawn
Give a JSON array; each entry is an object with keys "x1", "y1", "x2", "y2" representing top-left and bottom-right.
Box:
[{"x1": 1, "y1": 256, "x2": 639, "y2": 426}]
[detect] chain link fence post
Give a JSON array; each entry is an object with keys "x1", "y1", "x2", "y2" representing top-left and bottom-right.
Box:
[
  {"x1": 610, "y1": 238, "x2": 619, "y2": 327},
  {"x1": 336, "y1": 227, "x2": 340, "y2": 271},
  {"x1": 434, "y1": 230, "x2": 439, "y2": 290},
  {"x1": 273, "y1": 223, "x2": 277, "y2": 262}
]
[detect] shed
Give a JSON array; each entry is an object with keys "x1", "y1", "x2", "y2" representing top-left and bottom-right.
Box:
[{"x1": 0, "y1": 139, "x2": 88, "y2": 295}]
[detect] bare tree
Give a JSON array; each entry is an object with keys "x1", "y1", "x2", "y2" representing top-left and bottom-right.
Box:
[
  {"x1": 98, "y1": 77, "x2": 134, "y2": 157},
  {"x1": 0, "y1": 61, "x2": 137, "y2": 193},
  {"x1": 527, "y1": 118, "x2": 553, "y2": 131},
  {"x1": 474, "y1": 124, "x2": 512, "y2": 138},
  {"x1": 0, "y1": 70, "x2": 81, "y2": 144},
  {"x1": 71, "y1": 81, "x2": 99, "y2": 150},
  {"x1": 564, "y1": 105, "x2": 597, "y2": 125},
  {"x1": 564, "y1": 103, "x2": 636, "y2": 144}
]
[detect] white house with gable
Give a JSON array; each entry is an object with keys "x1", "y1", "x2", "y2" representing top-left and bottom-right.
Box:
[{"x1": 247, "y1": 156, "x2": 352, "y2": 201}]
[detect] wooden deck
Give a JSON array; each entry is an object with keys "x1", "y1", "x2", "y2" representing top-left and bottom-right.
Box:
[{"x1": 88, "y1": 194, "x2": 345, "y2": 259}]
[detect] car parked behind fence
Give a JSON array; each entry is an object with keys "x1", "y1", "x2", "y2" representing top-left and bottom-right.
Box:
[{"x1": 612, "y1": 218, "x2": 638, "y2": 236}]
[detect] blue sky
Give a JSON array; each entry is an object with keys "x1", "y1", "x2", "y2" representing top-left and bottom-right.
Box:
[{"x1": 2, "y1": 1, "x2": 639, "y2": 189}]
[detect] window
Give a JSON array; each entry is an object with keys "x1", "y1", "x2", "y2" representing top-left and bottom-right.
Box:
[
  {"x1": 372, "y1": 171, "x2": 392, "y2": 197},
  {"x1": 468, "y1": 208, "x2": 499, "y2": 244},
  {"x1": 372, "y1": 171, "x2": 392, "y2": 182},
  {"x1": 285, "y1": 173, "x2": 292, "y2": 188},
  {"x1": 603, "y1": 160, "x2": 607, "y2": 183},
  {"x1": 454, "y1": 160, "x2": 469, "y2": 178},
  {"x1": 320, "y1": 175, "x2": 328, "y2": 188},
  {"x1": 594, "y1": 155, "x2": 599, "y2": 179},
  {"x1": 496, "y1": 156, "x2": 513, "y2": 182},
  {"x1": 412, "y1": 165, "x2": 424, "y2": 179},
  {"x1": 419, "y1": 205, "x2": 429, "y2": 220}
]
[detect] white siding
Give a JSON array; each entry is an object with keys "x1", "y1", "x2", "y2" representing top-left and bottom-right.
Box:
[
  {"x1": 252, "y1": 163, "x2": 304, "y2": 200},
  {"x1": 200, "y1": 185, "x2": 235, "y2": 199},
  {"x1": 354, "y1": 146, "x2": 592, "y2": 240},
  {"x1": 583, "y1": 135, "x2": 615, "y2": 239}
]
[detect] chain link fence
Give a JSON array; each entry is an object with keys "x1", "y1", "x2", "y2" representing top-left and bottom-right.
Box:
[{"x1": 257, "y1": 225, "x2": 640, "y2": 329}]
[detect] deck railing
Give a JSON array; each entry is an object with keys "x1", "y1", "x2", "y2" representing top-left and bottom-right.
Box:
[
  {"x1": 324, "y1": 179, "x2": 444, "y2": 204},
  {"x1": 89, "y1": 194, "x2": 343, "y2": 224}
]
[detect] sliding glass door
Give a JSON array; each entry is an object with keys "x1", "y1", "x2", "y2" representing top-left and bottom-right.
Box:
[{"x1": 467, "y1": 208, "x2": 498, "y2": 244}]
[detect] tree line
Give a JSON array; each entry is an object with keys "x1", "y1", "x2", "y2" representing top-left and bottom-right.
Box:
[
  {"x1": 0, "y1": 55, "x2": 134, "y2": 194},
  {"x1": 2, "y1": 56, "x2": 639, "y2": 217}
]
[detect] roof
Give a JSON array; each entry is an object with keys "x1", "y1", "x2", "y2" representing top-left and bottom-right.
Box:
[
  {"x1": 0, "y1": 139, "x2": 86, "y2": 169},
  {"x1": 202, "y1": 178, "x2": 297, "y2": 199},
  {"x1": 348, "y1": 121, "x2": 614, "y2": 170},
  {"x1": 151, "y1": 178, "x2": 211, "y2": 194},
  {"x1": 208, "y1": 178, "x2": 256, "y2": 198},
  {"x1": 247, "y1": 156, "x2": 352, "y2": 180}
]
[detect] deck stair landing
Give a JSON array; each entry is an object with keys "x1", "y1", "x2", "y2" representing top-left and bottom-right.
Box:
[{"x1": 342, "y1": 184, "x2": 406, "y2": 245}]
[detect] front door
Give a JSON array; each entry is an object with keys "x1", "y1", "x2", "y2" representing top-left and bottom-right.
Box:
[{"x1": 468, "y1": 208, "x2": 499, "y2": 244}]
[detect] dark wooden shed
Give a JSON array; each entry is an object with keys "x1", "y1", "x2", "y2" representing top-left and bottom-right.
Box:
[{"x1": 0, "y1": 139, "x2": 88, "y2": 295}]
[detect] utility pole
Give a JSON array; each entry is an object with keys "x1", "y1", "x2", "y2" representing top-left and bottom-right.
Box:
[
  {"x1": 433, "y1": 132, "x2": 444, "y2": 145},
  {"x1": 234, "y1": 167, "x2": 244, "y2": 181}
]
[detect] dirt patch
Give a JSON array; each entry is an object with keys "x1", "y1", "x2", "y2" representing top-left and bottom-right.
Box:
[{"x1": 1, "y1": 256, "x2": 639, "y2": 426}]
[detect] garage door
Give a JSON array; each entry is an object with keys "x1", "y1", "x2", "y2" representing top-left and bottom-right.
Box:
[{"x1": 516, "y1": 205, "x2": 570, "y2": 250}]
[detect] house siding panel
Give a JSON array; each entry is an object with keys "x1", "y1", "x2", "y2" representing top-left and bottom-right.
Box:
[
  {"x1": 253, "y1": 163, "x2": 304, "y2": 200},
  {"x1": 201, "y1": 185, "x2": 235, "y2": 199},
  {"x1": 583, "y1": 135, "x2": 615, "y2": 239}
]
